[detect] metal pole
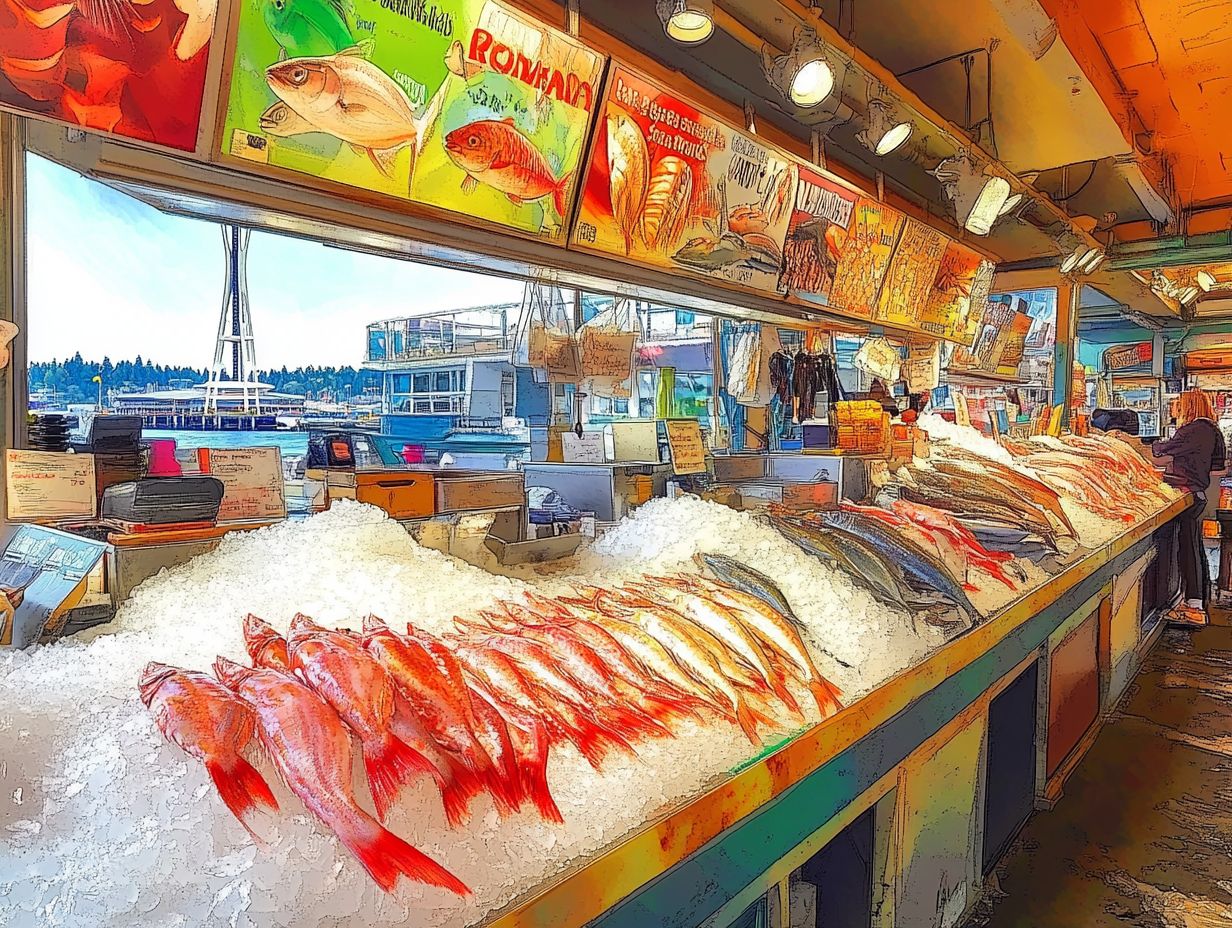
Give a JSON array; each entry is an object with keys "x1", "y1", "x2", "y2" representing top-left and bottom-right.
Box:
[{"x1": 1, "y1": 114, "x2": 27, "y2": 467}]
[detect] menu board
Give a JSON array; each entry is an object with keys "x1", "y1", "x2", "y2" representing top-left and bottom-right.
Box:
[
  {"x1": 222, "y1": 0, "x2": 603, "y2": 240},
  {"x1": 572, "y1": 65, "x2": 797, "y2": 293},
  {"x1": 665, "y1": 419, "x2": 707, "y2": 475},
  {"x1": 5, "y1": 451, "x2": 97, "y2": 521},
  {"x1": 0, "y1": 0, "x2": 213, "y2": 150},
  {"x1": 826, "y1": 197, "x2": 905, "y2": 318},
  {"x1": 918, "y1": 243, "x2": 996, "y2": 344},
  {"x1": 874, "y1": 217, "x2": 948, "y2": 327},
  {"x1": 780, "y1": 164, "x2": 858, "y2": 296}
]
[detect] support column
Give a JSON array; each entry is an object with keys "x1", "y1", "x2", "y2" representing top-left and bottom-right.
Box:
[
  {"x1": 1052, "y1": 279, "x2": 1079, "y2": 420},
  {"x1": 1, "y1": 114, "x2": 27, "y2": 486}
]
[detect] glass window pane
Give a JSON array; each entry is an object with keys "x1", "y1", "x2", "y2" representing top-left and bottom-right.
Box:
[
  {"x1": 435, "y1": 371, "x2": 451, "y2": 392},
  {"x1": 412, "y1": 373, "x2": 430, "y2": 393},
  {"x1": 433, "y1": 398, "x2": 451, "y2": 412}
]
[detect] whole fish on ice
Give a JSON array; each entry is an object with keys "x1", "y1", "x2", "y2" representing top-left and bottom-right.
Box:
[
  {"x1": 213, "y1": 656, "x2": 470, "y2": 896},
  {"x1": 138, "y1": 662, "x2": 279, "y2": 837},
  {"x1": 444, "y1": 117, "x2": 572, "y2": 218}
]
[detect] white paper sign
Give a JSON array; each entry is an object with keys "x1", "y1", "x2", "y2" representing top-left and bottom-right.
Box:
[
  {"x1": 5, "y1": 450, "x2": 97, "y2": 521},
  {"x1": 561, "y1": 431, "x2": 606, "y2": 464},
  {"x1": 611, "y1": 420, "x2": 661, "y2": 463}
]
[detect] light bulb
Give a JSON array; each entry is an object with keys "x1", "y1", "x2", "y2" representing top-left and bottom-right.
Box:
[{"x1": 790, "y1": 59, "x2": 835, "y2": 107}]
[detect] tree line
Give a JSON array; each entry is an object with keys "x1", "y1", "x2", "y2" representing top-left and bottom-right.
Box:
[{"x1": 28, "y1": 354, "x2": 382, "y2": 406}]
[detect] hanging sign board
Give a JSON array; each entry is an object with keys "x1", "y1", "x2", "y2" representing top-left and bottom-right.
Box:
[
  {"x1": 904, "y1": 341, "x2": 941, "y2": 393},
  {"x1": 197, "y1": 448, "x2": 287, "y2": 522},
  {"x1": 0, "y1": 1, "x2": 213, "y2": 151},
  {"x1": 874, "y1": 217, "x2": 949, "y2": 327},
  {"x1": 918, "y1": 243, "x2": 996, "y2": 343},
  {"x1": 780, "y1": 164, "x2": 858, "y2": 297},
  {"x1": 5, "y1": 451, "x2": 97, "y2": 522},
  {"x1": 824, "y1": 197, "x2": 905, "y2": 318},
  {"x1": 221, "y1": 0, "x2": 603, "y2": 241},
  {"x1": 611, "y1": 419, "x2": 661, "y2": 463},
  {"x1": 572, "y1": 64, "x2": 797, "y2": 293},
  {"x1": 664, "y1": 419, "x2": 707, "y2": 475},
  {"x1": 561, "y1": 431, "x2": 606, "y2": 463},
  {"x1": 1103, "y1": 342, "x2": 1152, "y2": 371}
]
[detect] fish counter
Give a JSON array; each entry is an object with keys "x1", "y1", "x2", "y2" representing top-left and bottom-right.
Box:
[{"x1": 0, "y1": 425, "x2": 1188, "y2": 928}]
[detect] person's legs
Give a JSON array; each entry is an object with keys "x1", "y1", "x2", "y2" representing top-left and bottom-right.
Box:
[{"x1": 1178, "y1": 493, "x2": 1209, "y2": 607}]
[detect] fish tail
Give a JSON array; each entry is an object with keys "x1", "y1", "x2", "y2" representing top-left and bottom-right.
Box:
[
  {"x1": 438, "y1": 754, "x2": 482, "y2": 829},
  {"x1": 518, "y1": 720, "x2": 563, "y2": 824},
  {"x1": 362, "y1": 733, "x2": 438, "y2": 823},
  {"x1": 205, "y1": 754, "x2": 279, "y2": 829},
  {"x1": 552, "y1": 170, "x2": 572, "y2": 218},
  {"x1": 338, "y1": 813, "x2": 470, "y2": 896},
  {"x1": 638, "y1": 690, "x2": 700, "y2": 725},
  {"x1": 734, "y1": 699, "x2": 765, "y2": 745},
  {"x1": 767, "y1": 671, "x2": 805, "y2": 719},
  {"x1": 807, "y1": 676, "x2": 844, "y2": 718},
  {"x1": 600, "y1": 702, "x2": 672, "y2": 740}
]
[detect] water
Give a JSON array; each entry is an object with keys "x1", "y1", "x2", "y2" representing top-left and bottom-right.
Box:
[{"x1": 144, "y1": 429, "x2": 309, "y2": 456}]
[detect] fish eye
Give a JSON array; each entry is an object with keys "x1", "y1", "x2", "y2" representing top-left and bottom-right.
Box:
[
  {"x1": 273, "y1": 0, "x2": 282, "y2": 9},
  {"x1": 467, "y1": 135, "x2": 479, "y2": 147},
  {"x1": 291, "y1": 67, "x2": 307, "y2": 84}
]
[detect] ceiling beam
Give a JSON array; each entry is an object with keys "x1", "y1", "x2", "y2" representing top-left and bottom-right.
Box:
[{"x1": 1108, "y1": 231, "x2": 1232, "y2": 272}]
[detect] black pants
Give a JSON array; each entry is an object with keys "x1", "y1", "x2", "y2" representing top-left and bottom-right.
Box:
[{"x1": 1177, "y1": 492, "x2": 1209, "y2": 603}]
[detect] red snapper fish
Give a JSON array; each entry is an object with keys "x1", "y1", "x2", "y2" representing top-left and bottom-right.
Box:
[
  {"x1": 212, "y1": 656, "x2": 469, "y2": 896},
  {"x1": 243, "y1": 613, "x2": 291, "y2": 671},
  {"x1": 138, "y1": 661, "x2": 279, "y2": 836},
  {"x1": 286, "y1": 614, "x2": 438, "y2": 822},
  {"x1": 444, "y1": 117, "x2": 571, "y2": 217}
]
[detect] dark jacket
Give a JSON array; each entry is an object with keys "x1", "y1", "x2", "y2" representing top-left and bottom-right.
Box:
[{"x1": 1152, "y1": 418, "x2": 1227, "y2": 492}]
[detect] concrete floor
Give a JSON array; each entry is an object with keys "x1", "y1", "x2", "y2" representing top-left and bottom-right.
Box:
[{"x1": 963, "y1": 623, "x2": 1232, "y2": 928}]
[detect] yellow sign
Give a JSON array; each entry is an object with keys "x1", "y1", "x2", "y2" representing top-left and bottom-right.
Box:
[
  {"x1": 953, "y1": 392, "x2": 971, "y2": 429},
  {"x1": 665, "y1": 419, "x2": 707, "y2": 475}
]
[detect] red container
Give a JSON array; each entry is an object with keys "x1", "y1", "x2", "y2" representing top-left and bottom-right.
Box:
[
  {"x1": 146, "y1": 439, "x2": 182, "y2": 477},
  {"x1": 400, "y1": 444, "x2": 426, "y2": 465}
]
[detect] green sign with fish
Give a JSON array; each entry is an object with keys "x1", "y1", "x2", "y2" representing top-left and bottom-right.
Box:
[{"x1": 220, "y1": 0, "x2": 605, "y2": 241}]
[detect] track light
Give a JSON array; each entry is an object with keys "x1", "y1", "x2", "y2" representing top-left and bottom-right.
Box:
[
  {"x1": 1181, "y1": 286, "x2": 1201, "y2": 305},
  {"x1": 998, "y1": 193, "x2": 1023, "y2": 216},
  {"x1": 856, "y1": 99, "x2": 913, "y2": 156},
  {"x1": 1079, "y1": 248, "x2": 1106, "y2": 273},
  {"x1": 930, "y1": 151, "x2": 1011, "y2": 235},
  {"x1": 1197, "y1": 269, "x2": 1217, "y2": 292},
  {"x1": 762, "y1": 26, "x2": 836, "y2": 108},
  {"x1": 655, "y1": 0, "x2": 714, "y2": 45},
  {"x1": 1053, "y1": 230, "x2": 1085, "y2": 273}
]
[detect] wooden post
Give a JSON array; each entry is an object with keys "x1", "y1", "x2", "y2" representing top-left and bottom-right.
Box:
[
  {"x1": 0, "y1": 114, "x2": 27, "y2": 506},
  {"x1": 1052, "y1": 279, "x2": 1079, "y2": 420}
]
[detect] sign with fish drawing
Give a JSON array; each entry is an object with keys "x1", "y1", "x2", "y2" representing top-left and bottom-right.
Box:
[
  {"x1": 824, "y1": 197, "x2": 905, "y2": 319},
  {"x1": 874, "y1": 216, "x2": 949, "y2": 328},
  {"x1": 917, "y1": 241, "x2": 996, "y2": 344},
  {"x1": 779, "y1": 164, "x2": 858, "y2": 298},
  {"x1": 0, "y1": 0, "x2": 215, "y2": 151},
  {"x1": 219, "y1": 0, "x2": 603, "y2": 240},
  {"x1": 571, "y1": 64, "x2": 798, "y2": 294}
]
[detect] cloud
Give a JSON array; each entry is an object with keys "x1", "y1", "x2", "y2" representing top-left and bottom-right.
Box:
[{"x1": 27, "y1": 154, "x2": 524, "y2": 370}]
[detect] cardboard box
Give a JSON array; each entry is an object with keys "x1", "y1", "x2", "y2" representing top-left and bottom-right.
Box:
[{"x1": 354, "y1": 472, "x2": 435, "y2": 519}]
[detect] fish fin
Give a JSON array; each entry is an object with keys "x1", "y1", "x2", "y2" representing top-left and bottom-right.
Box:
[
  {"x1": 553, "y1": 170, "x2": 572, "y2": 217},
  {"x1": 338, "y1": 43, "x2": 369, "y2": 58},
  {"x1": 363, "y1": 733, "x2": 437, "y2": 823},
  {"x1": 807, "y1": 677, "x2": 844, "y2": 718},
  {"x1": 734, "y1": 700, "x2": 765, "y2": 745},
  {"x1": 366, "y1": 146, "x2": 400, "y2": 179},
  {"x1": 502, "y1": 116, "x2": 515, "y2": 125},
  {"x1": 339, "y1": 815, "x2": 470, "y2": 895},
  {"x1": 205, "y1": 755, "x2": 279, "y2": 828},
  {"x1": 507, "y1": 193, "x2": 525, "y2": 206},
  {"x1": 278, "y1": 46, "x2": 287, "y2": 62},
  {"x1": 765, "y1": 668, "x2": 804, "y2": 719},
  {"x1": 517, "y1": 720, "x2": 563, "y2": 823},
  {"x1": 461, "y1": 174, "x2": 478, "y2": 194}
]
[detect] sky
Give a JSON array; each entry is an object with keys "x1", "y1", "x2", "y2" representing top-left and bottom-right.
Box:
[{"x1": 26, "y1": 154, "x2": 524, "y2": 370}]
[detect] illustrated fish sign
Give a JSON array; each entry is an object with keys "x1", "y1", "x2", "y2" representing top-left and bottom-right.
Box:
[
  {"x1": 825, "y1": 197, "x2": 905, "y2": 319},
  {"x1": 779, "y1": 164, "x2": 858, "y2": 299},
  {"x1": 0, "y1": 0, "x2": 215, "y2": 150},
  {"x1": 220, "y1": 0, "x2": 604, "y2": 241},
  {"x1": 572, "y1": 64, "x2": 798, "y2": 294},
  {"x1": 917, "y1": 241, "x2": 995, "y2": 344}
]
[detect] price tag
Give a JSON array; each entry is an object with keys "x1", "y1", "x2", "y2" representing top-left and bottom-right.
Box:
[
  {"x1": 5, "y1": 450, "x2": 97, "y2": 521},
  {"x1": 561, "y1": 431, "x2": 606, "y2": 463},
  {"x1": 198, "y1": 447, "x2": 286, "y2": 521},
  {"x1": 953, "y1": 392, "x2": 971, "y2": 429},
  {"x1": 665, "y1": 419, "x2": 707, "y2": 475}
]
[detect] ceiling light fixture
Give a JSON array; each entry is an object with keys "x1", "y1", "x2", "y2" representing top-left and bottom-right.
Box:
[
  {"x1": 1197, "y1": 269, "x2": 1217, "y2": 292},
  {"x1": 1181, "y1": 286, "x2": 1201, "y2": 305},
  {"x1": 1052, "y1": 230, "x2": 1085, "y2": 273},
  {"x1": 655, "y1": 0, "x2": 714, "y2": 45},
  {"x1": 930, "y1": 150, "x2": 1011, "y2": 235},
  {"x1": 856, "y1": 98, "x2": 913, "y2": 156},
  {"x1": 998, "y1": 193, "x2": 1023, "y2": 216},
  {"x1": 762, "y1": 26, "x2": 836, "y2": 108},
  {"x1": 1079, "y1": 249, "x2": 1106, "y2": 274}
]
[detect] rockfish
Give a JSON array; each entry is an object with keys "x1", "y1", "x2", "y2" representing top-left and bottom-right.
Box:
[
  {"x1": 243, "y1": 613, "x2": 291, "y2": 671},
  {"x1": 138, "y1": 662, "x2": 279, "y2": 837},
  {"x1": 266, "y1": 49, "x2": 417, "y2": 178},
  {"x1": 444, "y1": 117, "x2": 571, "y2": 218},
  {"x1": 286, "y1": 614, "x2": 438, "y2": 822},
  {"x1": 212, "y1": 656, "x2": 469, "y2": 896}
]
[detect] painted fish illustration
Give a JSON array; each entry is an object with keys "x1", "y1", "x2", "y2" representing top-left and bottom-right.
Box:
[
  {"x1": 258, "y1": 100, "x2": 321, "y2": 138},
  {"x1": 171, "y1": 0, "x2": 218, "y2": 60},
  {"x1": 444, "y1": 117, "x2": 572, "y2": 217},
  {"x1": 673, "y1": 232, "x2": 781, "y2": 274},
  {"x1": 789, "y1": 217, "x2": 841, "y2": 279},
  {"x1": 213, "y1": 656, "x2": 470, "y2": 896},
  {"x1": 138, "y1": 662, "x2": 279, "y2": 837},
  {"x1": 265, "y1": 49, "x2": 417, "y2": 178},
  {"x1": 263, "y1": 0, "x2": 356, "y2": 57}
]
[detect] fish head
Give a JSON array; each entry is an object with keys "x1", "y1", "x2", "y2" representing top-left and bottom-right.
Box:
[
  {"x1": 444, "y1": 122, "x2": 500, "y2": 173},
  {"x1": 266, "y1": 58, "x2": 337, "y2": 110},
  {"x1": 259, "y1": 101, "x2": 299, "y2": 135},
  {"x1": 261, "y1": 0, "x2": 290, "y2": 34},
  {"x1": 360, "y1": 613, "x2": 393, "y2": 645},
  {"x1": 212, "y1": 655, "x2": 255, "y2": 690},
  {"x1": 137, "y1": 661, "x2": 179, "y2": 706}
]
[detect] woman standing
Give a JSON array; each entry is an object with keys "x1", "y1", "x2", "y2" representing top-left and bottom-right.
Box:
[{"x1": 1152, "y1": 389, "x2": 1227, "y2": 621}]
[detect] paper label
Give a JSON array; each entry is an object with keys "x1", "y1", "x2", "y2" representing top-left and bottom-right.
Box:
[
  {"x1": 611, "y1": 420, "x2": 660, "y2": 463},
  {"x1": 5, "y1": 451, "x2": 97, "y2": 521},
  {"x1": 953, "y1": 392, "x2": 971, "y2": 429},
  {"x1": 665, "y1": 418, "x2": 707, "y2": 475},
  {"x1": 561, "y1": 431, "x2": 606, "y2": 463},
  {"x1": 199, "y1": 447, "x2": 286, "y2": 522}
]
